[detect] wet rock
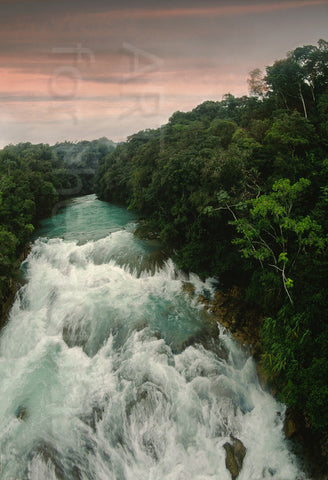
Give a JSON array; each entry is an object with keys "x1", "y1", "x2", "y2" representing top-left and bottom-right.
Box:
[
  {"x1": 223, "y1": 437, "x2": 246, "y2": 480},
  {"x1": 181, "y1": 281, "x2": 195, "y2": 297},
  {"x1": 15, "y1": 405, "x2": 28, "y2": 421},
  {"x1": 284, "y1": 407, "x2": 301, "y2": 439},
  {"x1": 62, "y1": 322, "x2": 89, "y2": 351},
  {"x1": 262, "y1": 466, "x2": 277, "y2": 477},
  {"x1": 80, "y1": 404, "x2": 104, "y2": 431},
  {"x1": 29, "y1": 442, "x2": 66, "y2": 479},
  {"x1": 134, "y1": 221, "x2": 161, "y2": 241},
  {"x1": 251, "y1": 341, "x2": 262, "y2": 358},
  {"x1": 176, "y1": 320, "x2": 229, "y2": 360},
  {"x1": 142, "y1": 434, "x2": 159, "y2": 461},
  {"x1": 207, "y1": 287, "x2": 263, "y2": 355},
  {"x1": 233, "y1": 437, "x2": 246, "y2": 470},
  {"x1": 280, "y1": 408, "x2": 328, "y2": 479},
  {"x1": 223, "y1": 443, "x2": 239, "y2": 479},
  {"x1": 256, "y1": 363, "x2": 270, "y2": 390},
  {"x1": 320, "y1": 430, "x2": 328, "y2": 459},
  {"x1": 72, "y1": 465, "x2": 83, "y2": 480},
  {"x1": 28, "y1": 442, "x2": 83, "y2": 480}
]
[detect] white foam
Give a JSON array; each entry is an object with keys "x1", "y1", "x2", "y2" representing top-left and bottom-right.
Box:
[{"x1": 0, "y1": 204, "x2": 306, "y2": 480}]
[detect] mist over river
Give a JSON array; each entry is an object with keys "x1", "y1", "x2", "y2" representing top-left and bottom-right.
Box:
[{"x1": 0, "y1": 195, "x2": 306, "y2": 479}]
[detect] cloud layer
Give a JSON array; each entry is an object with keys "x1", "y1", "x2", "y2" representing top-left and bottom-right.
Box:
[{"x1": 1, "y1": 0, "x2": 327, "y2": 145}]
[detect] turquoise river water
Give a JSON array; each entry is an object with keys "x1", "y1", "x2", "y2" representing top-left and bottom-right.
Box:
[{"x1": 0, "y1": 195, "x2": 307, "y2": 479}]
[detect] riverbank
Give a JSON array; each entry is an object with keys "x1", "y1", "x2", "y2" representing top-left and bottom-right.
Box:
[
  {"x1": 0, "y1": 245, "x2": 30, "y2": 331},
  {"x1": 204, "y1": 286, "x2": 328, "y2": 480},
  {"x1": 0, "y1": 279, "x2": 18, "y2": 330}
]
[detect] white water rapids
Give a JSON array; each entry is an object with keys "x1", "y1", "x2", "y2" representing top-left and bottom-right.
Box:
[{"x1": 0, "y1": 195, "x2": 306, "y2": 479}]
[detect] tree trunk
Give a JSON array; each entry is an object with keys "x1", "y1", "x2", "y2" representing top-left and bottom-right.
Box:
[{"x1": 299, "y1": 84, "x2": 308, "y2": 119}]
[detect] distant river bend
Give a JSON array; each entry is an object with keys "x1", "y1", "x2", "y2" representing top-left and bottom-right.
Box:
[{"x1": 0, "y1": 195, "x2": 306, "y2": 480}]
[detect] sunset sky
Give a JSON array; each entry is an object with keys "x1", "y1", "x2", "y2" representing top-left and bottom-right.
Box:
[{"x1": 1, "y1": 0, "x2": 327, "y2": 147}]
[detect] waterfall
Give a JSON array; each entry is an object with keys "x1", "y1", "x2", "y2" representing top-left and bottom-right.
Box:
[{"x1": 0, "y1": 195, "x2": 306, "y2": 480}]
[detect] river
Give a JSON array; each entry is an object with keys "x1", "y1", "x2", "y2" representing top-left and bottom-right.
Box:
[{"x1": 0, "y1": 194, "x2": 306, "y2": 479}]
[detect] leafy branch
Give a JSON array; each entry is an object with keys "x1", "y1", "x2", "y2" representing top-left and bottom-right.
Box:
[{"x1": 232, "y1": 178, "x2": 325, "y2": 304}]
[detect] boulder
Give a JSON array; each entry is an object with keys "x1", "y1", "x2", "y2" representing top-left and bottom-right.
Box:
[
  {"x1": 233, "y1": 437, "x2": 247, "y2": 470},
  {"x1": 223, "y1": 442, "x2": 239, "y2": 480},
  {"x1": 223, "y1": 437, "x2": 246, "y2": 480}
]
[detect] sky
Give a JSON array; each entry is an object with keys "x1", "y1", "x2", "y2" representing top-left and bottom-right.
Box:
[{"x1": 0, "y1": 0, "x2": 327, "y2": 147}]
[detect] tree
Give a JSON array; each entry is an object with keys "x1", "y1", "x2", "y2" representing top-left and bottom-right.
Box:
[
  {"x1": 289, "y1": 40, "x2": 328, "y2": 103},
  {"x1": 263, "y1": 112, "x2": 317, "y2": 181},
  {"x1": 233, "y1": 178, "x2": 325, "y2": 304},
  {"x1": 266, "y1": 58, "x2": 309, "y2": 118},
  {"x1": 247, "y1": 68, "x2": 267, "y2": 98}
]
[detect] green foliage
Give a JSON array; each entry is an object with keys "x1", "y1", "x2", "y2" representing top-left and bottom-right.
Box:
[
  {"x1": 265, "y1": 40, "x2": 328, "y2": 119},
  {"x1": 233, "y1": 178, "x2": 325, "y2": 306},
  {"x1": 53, "y1": 138, "x2": 115, "y2": 195},
  {"x1": 261, "y1": 301, "x2": 328, "y2": 431}
]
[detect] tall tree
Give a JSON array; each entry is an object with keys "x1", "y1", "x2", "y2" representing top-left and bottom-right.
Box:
[{"x1": 247, "y1": 68, "x2": 267, "y2": 98}]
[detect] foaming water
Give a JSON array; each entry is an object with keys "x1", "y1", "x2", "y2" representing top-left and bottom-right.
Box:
[{"x1": 0, "y1": 195, "x2": 306, "y2": 479}]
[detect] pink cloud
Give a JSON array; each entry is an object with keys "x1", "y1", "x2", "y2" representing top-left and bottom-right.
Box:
[
  {"x1": 89, "y1": 1, "x2": 328, "y2": 20},
  {"x1": 1, "y1": 0, "x2": 326, "y2": 145}
]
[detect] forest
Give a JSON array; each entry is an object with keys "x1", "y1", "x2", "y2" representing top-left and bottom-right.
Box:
[
  {"x1": 0, "y1": 138, "x2": 114, "y2": 312},
  {"x1": 0, "y1": 41, "x2": 327, "y2": 439}
]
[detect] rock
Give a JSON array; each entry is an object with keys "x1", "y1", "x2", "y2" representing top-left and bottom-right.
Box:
[
  {"x1": 233, "y1": 437, "x2": 246, "y2": 470},
  {"x1": 207, "y1": 287, "x2": 263, "y2": 352},
  {"x1": 80, "y1": 404, "x2": 104, "y2": 431},
  {"x1": 262, "y1": 466, "x2": 276, "y2": 477},
  {"x1": 223, "y1": 437, "x2": 246, "y2": 480},
  {"x1": 28, "y1": 442, "x2": 83, "y2": 480},
  {"x1": 15, "y1": 406, "x2": 28, "y2": 421},
  {"x1": 256, "y1": 363, "x2": 270, "y2": 390},
  {"x1": 223, "y1": 442, "x2": 239, "y2": 480},
  {"x1": 181, "y1": 281, "x2": 195, "y2": 297},
  {"x1": 250, "y1": 341, "x2": 262, "y2": 359},
  {"x1": 284, "y1": 407, "x2": 300, "y2": 439},
  {"x1": 134, "y1": 221, "x2": 161, "y2": 241}
]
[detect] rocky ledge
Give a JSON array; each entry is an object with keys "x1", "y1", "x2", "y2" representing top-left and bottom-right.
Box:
[{"x1": 202, "y1": 286, "x2": 263, "y2": 358}]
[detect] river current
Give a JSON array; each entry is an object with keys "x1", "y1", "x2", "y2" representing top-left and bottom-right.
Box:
[{"x1": 0, "y1": 195, "x2": 306, "y2": 479}]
